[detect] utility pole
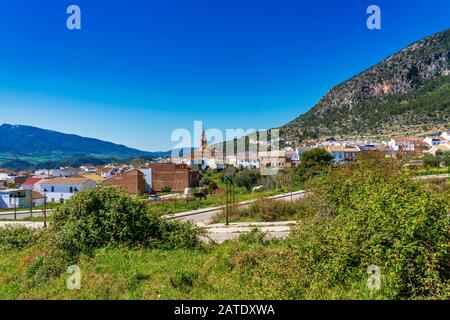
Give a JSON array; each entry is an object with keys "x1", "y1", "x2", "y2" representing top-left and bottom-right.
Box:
[
  {"x1": 223, "y1": 167, "x2": 236, "y2": 226},
  {"x1": 29, "y1": 190, "x2": 33, "y2": 218},
  {"x1": 43, "y1": 189, "x2": 47, "y2": 228},
  {"x1": 290, "y1": 171, "x2": 293, "y2": 202}
]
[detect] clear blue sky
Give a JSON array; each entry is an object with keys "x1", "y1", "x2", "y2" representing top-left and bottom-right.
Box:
[{"x1": 1, "y1": 0, "x2": 449, "y2": 151}]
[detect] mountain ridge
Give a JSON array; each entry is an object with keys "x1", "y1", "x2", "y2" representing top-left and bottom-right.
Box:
[
  {"x1": 0, "y1": 123, "x2": 155, "y2": 156},
  {"x1": 279, "y1": 28, "x2": 450, "y2": 143},
  {"x1": 0, "y1": 124, "x2": 170, "y2": 169}
]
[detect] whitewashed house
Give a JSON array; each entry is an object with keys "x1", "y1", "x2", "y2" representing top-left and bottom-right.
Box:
[
  {"x1": 21, "y1": 178, "x2": 45, "y2": 192},
  {"x1": 0, "y1": 189, "x2": 32, "y2": 209},
  {"x1": 441, "y1": 132, "x2": 450, "y2": 142},
  {"x1": 33, "y1": 170, "x2": 51, "y2": 178},
  {"x1": 236, "y1": 152, "x2": 260, "y2": 169},
  {"x1": 388, "y1": 138, "x2": 422, "y2": 151},
  {"x1": 38, "y1": 177, "x2": 96, "y2": 204},
  {"x1": 80, "y1": 165, "x2": 97, "y2": 174},
  {"x1": 423, "y1": 136, "x2": 447, "y2": 147},
  {"x1": 50, "y1": 167, "x2": 82, "y2": 178}
]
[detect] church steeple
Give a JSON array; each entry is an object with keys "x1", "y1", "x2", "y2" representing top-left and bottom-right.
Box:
[{"x1": 201, "y1": 130, "x2": 207, "y2": 159}]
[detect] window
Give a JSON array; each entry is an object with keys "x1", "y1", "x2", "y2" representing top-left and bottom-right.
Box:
[
  {"x1": 70, "y1": 187, "x2": 73, "y2": 193},
  {"x1": 51, "y1": 186, "x2": 55, "y2": 192}
]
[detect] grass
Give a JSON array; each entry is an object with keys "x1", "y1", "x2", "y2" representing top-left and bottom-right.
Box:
[
  {"x1": 0, "y1": 246, "x2": 212, "y2": 299},
  {"x1": 415, "y1": 167, "x2": 450, "y2": 176},
  {"x1": 0, "y1": 238, "x2": 302, "y2": 300},
  {"x1": 212, "y1": 198, "x2": 307, "y2": 224}
]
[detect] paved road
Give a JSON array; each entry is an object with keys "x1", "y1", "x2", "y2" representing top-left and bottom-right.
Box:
[
  {"x1": 202, "y1": 221, "x2": 297, "y2": 243},
  {"x1": 0, "y1": 221, "x2": 46, "y2": 228},
  {"x1": 164, "y1": 190, "x2": 307, "y2": 225},
  {"x1": 0, "y1": 209, "x2": 52, "y2": 220},
  {"x1": 1, "y1": 191, "x2": 306, "y2": 241},
  {"x1": 413, "y1": 174, "x2": 450, "y2": 180}
]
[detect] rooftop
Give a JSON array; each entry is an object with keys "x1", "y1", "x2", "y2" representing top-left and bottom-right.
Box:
[{"x1": 39, "y1": 177, "x2": 93, "y2": 186}]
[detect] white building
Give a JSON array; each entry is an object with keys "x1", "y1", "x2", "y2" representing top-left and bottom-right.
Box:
[
  {"x1": 0, "y1": 189, "x2": 32, "y2": 209},
  {"x1": 388, "y1": 138, "x2": 422, "y2": 151},
  {"x1": 38, "y1": 177, "x2": 96, "y2": 204},
  {"x1": 441, "y1": 132, "x2": 450, "y2": 142},
  {"x1": 427, "y1": 143, "x2": 450, "y2": 156},
  {"x1": 21, "y1": 178, "x2": 45, "y2": 193},
  {"x1": 236, "y1": 152, "x2": 260, "y2": 169},
  {"x1": 80, "y1": 165, "x2": 98, "y2": 174},
  {"x1": 423, "y1": 136, "x2": 447, "y2": 147},
  {"x1": 33, "y1": 170, "x2": 51, "y2": 178},
  {"x1": 50, "y1": 167, "x2": 82, "y2": 178}
]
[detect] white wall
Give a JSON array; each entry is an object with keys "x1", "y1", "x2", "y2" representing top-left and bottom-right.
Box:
[{"x1": 40, "y1": 180, "x2": 96, "y2": 203}]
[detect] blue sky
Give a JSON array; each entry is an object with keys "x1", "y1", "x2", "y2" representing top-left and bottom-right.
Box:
[{"x1": 1, "y1": 0, "x2": 449, "y2": 151}]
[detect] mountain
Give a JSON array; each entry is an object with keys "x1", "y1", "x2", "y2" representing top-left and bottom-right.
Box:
[
  {"x1": 280, "y1": 28, "x2": 450, "y2": 143},
  {"x1": 0, "y1": 124, "x2": 155, "y2": 157},
  {"x1": 0, "y1": 124, "x2": 168, "y2": 169}
]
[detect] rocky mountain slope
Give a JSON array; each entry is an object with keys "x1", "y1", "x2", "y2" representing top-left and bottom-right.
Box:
[{"x1": 280, "y1": 28, "x2": 450, "y2": 143}]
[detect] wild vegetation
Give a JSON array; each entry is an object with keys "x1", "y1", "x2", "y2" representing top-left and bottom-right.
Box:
[{"x1": 0, "y1": 159, "x2": 448, "y2": 299}]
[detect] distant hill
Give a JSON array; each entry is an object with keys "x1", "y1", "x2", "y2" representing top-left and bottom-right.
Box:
[
  {"x1": 0, "y1": 124, "x2": 167, "y2": 169},
  {"x1": 280, "y1": 28, "x2": 450, "y2": 143},
  {"x1": 0, "y1": 124, "x2": 156, "y2": 157}
]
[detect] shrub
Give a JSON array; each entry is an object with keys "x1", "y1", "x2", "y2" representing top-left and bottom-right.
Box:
[
  {"x1": 161, "y1": 186, "x2": 172, "y2": 193},
  {"x1": 239, "y1": 228, "x2": 269, "y2": 245},
  {"x1": 0, "y1": 225, "x2": 42, "y2": 252},
  {"x1": 50, "y1": 187, "x2": 203, "y2": 255},
  {"x1": 286, "y1": 160, "x2": 449, "y2": 298},
  {"x1": 234, "y1": 169, "x2": 261, "y2": 191},
  {"x1": 235, "y1": 199, "x2": 301, "y2": 222},
  {"x1": 26, "y1": 187, "x2": 204, "y2": 286},
  {"x1": 169, "y1": 271, "x2": 200, "y2": 292}
]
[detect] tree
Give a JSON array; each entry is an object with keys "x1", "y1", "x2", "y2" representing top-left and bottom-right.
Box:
[
  {"x1": 442, "y1": 152, "x2": 450, "y2": 167},
  {"x1": 423, "y1": 153, "x2": 438, "y2": 168},
  {"x1": 300, "y1": 148, "x2": 334, "y2": 169},
  {"x1": 294, "y1": 148, "x2": 333, "y2": 181},
  {"x1": 234, "y1": 169, "x2": 261, "y2": 191},
  {"x1": 199, "y1": 176, "x2": 218, "y2": 195}
]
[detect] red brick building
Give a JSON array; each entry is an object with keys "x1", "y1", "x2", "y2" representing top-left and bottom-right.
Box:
[
  {"x1": 147, "y1": 163, "x2": 199, "y2": 192},
  {"x1": 102, "y1": 169, "x2": 146, "y2": 195}
]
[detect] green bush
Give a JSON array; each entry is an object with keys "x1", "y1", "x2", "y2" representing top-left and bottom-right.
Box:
[
  {"x1": 0, "y1": 226, "x2": 42, "y2": 252},
  {"x1": 169, "y1": 271, "x2": 200, "y2": 292},
  {"x1": 285, "y1": 160, "x2": 449, "y2": 298},
  {"x1": 26, "y1": 187, "x2": 204, "y2": 286},
  {"x1": 236, "y1": 199, "x2": 300, "y2": 222},
  {"x1": 50, "y1": 187, "x2": 203, "y2": 255},
  {"x1": 234, "y1": 169, "x2": 261, "y2": 191}
]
